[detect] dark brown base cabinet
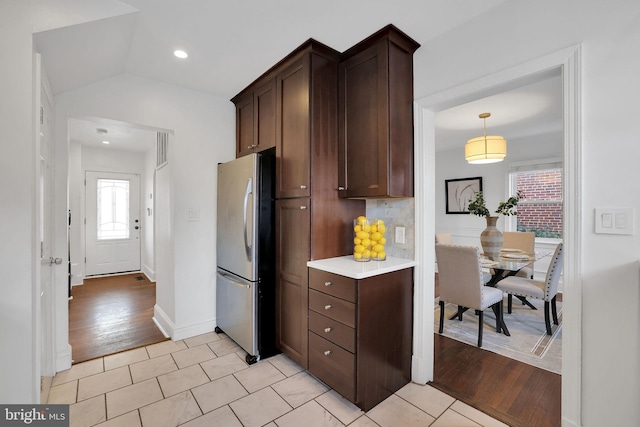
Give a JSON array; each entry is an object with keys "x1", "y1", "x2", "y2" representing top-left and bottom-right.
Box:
[{"x1": 308, "y1": 267, "x2": 414, "y2": 411}]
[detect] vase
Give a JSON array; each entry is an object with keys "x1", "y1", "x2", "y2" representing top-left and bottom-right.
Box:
[{"x1": 481, "y1": 216, "x2": 503, "y2": 259}]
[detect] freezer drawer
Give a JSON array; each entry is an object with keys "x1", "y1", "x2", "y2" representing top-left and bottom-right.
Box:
[{"x1": 216, "y1": 269, "x2": 257, "y2": 357}]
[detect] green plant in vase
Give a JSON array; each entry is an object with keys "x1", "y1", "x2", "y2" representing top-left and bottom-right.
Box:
[{"x1": 468, "y1": 191, "x2": 522, "y2": 258}]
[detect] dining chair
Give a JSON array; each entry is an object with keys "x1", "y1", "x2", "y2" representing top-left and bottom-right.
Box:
[
  {"x1": 435, "y1": 233, "x2": 491, "y2": 284},
  {"x1": 435, "y1": 233, "x2": 454, "y2": 245},
  {"x1": 502, "y1": 231, "x2": 535, "y2": 278},
  {"x1": 496, "y1": 243, "x2": 563, "y2": 335},
  {"x1": 435, "y1": 244, "x2": 507, "y2": 347}
]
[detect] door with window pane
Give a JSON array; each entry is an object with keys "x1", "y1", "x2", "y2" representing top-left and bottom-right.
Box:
[{"x1": 85, "y1": 171, "x2": 141, "y2": 276}]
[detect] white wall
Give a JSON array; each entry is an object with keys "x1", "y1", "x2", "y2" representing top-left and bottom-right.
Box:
[
  {"x1": 55, "y1": 74, "x2": 235, "y2": 345},
  {"x1": 419, "y1": 1, "x2": 640, "y2": 425}
]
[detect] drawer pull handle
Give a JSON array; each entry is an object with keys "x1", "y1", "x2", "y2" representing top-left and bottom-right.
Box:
[
  {"x1": 324, "y1": 304, "x2": 332, "y2": 310},
  {"x1": 324, "y1": 281, "x2": 332, "y2": 286},
  {"x1": 324, "y1": 327, "x2": 332, "y2": 333},
  {"x1": 324, "y1": 350, "x2": 331, "y2": 356},
  {"x1": 337, "y1": 186, "x2": 345, "y2": 191},
  {"x1": 300, "y1": 185, "x2": 307, "y2": 189},
  {"x1": 300, "y1": 206, "x2": 307, "y2": 210}
]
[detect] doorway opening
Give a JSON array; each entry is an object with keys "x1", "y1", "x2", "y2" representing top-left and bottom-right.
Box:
[
  {"x1": 67, "y1": 117, "x2": 169, "y2": 362},
  {"x1": 412, "y1": 46, "x2": 582, "y2": 424}
]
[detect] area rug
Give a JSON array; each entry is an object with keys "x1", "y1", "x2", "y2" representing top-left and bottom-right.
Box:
[{"x1": 434, "y1": 297, "x2": 562, "y2": 374}]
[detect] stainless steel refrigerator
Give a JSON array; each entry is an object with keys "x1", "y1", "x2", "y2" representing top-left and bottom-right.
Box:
[{"x1": 216, "y1": 148, "x2": 276, "y2": 364}]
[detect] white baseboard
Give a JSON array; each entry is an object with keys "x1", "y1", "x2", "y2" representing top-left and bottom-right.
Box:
[
  {"x1": 153, "y1": 304, "x2": 215, "y2": 341},
  {"x1": 55, "y1": 344, "x2": 72, "y2": 373},
  {"x1": 142, "y1": 264, "x2": 156, "y2": 282}
]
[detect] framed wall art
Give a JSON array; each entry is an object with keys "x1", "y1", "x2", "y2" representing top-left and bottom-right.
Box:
[{"x1": 445, "y1": 177, "x2": 482, "y2": 214}]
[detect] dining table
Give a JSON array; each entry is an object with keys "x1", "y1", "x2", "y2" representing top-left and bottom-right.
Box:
[{"x1": 482, "y1": 249, "x2": 551, "y2": 308}]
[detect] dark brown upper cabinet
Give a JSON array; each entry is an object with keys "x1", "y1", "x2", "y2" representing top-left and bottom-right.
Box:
[
  {"x1": 231, "y1": 77, "x2": 276, "y2": 158},
  {"x1": 338, "y1": 25, "x2": 420, "y2": 198}
]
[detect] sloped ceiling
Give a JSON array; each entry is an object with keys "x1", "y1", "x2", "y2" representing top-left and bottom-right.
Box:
[{"x1": 33, "y1": 0, "x2": 561, "y2": 152}]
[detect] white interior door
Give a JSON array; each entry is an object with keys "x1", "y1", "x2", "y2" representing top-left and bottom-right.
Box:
[
  {"x1": 85, "y1": 171, "x2": 141, "y2": 276},
  {"x1": 39, "y1": 79, "x2": 56, "y2": 380}
]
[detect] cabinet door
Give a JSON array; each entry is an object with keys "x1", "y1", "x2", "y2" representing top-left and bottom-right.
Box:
[
  {"x1": 235, "y1": 91, "x2": 255, "y2": 158},
  {"x1": 338, "y1": 42, "x2": 389, "y2": 198},
  {"x1": 275, "y1": 198, "x2": 311, "y2": 367},
  {"x1": 254, "y1": 78, "x2": 276, "y2": 152},
  {"x1": 276, "y1": 57, "x2": 310, "y2": 198}
]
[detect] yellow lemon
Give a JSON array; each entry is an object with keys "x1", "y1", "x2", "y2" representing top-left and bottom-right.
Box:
[
  {"x1": 378, "y1": 224, "x2": 386, "y2": 234},
  {"x1": 371, "y1": 232, "x2": 382, "y2": 241},
  {"x1": 354, "y1": 252, "x2": 363, "y2": 260},
  {"x1": 354, "y1": 244, "x2": 365, "y2": 253},
  {"x1": 354, "y1": 224, "x2": 362, "y2": 233},
  {"x1": 353, "y1": 237, "x2": 361, "y2": 245},
  {"x1": 356, "y1": 231, "x2": 368, "y2": 240},
  {"x1": 370, "y1": 225, "x2": 377, "y2": 233},
  {"x1": 373, "y1": 244, "x2": 384, "y2": 253},
  {"x1": 363, "y1": 249, "x2": 371, "y2": 258},
  {"x1": 377, "y1": 250, "x2": 386, "y2": 259},
  {"x1": 363, "y1": 224, "x2": 371, "y2": 233},
  {"x1": 356, "y1": 215, "x2": 367, "y2": 225},
  {"x1": 377, "y1": 220, "x2": 385, "y2": 226},
  {"x1": 370, "y1": 250, "x2": 377, "y2": 258},
  {"x1": 379, "y1": 237, "x2": 386, "y2": 245},
  {"x1": 361, "y1": 238, "x2": 371, "y2": 248}
]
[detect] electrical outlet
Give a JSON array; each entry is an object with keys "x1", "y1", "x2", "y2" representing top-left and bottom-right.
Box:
[{"x1": 395, "y1": 226, "x2": 405, "y2": 244}]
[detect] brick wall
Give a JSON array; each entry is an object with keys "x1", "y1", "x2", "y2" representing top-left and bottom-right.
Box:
[{"x1": 516, "y1": 169, "x2": 563, "y2": 237}]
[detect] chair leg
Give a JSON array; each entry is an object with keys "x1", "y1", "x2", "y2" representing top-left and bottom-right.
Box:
[
  {"x1": 477, "y1": 311, "x2": 484, "y2": 347},
  {"x1": 490, "y1": 303, "x2": 501, "y2": 334},
  {"x1": 457, "y1": 305, "x2": 464, "y2": 321},
  {"x1": 507, "y1": 294, "x2": 513, "y2": 314},
  {"x1": 544, "y1": 301, "x2": 552, "y2": 335},
  {"x1": 439, "y1": 300, "x2": 445, "y2": 333},
  {"x1": 551, "y1": 295, "x2": 559, "y2": 325}
]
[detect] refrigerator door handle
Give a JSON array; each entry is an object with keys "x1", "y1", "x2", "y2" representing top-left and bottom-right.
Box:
[
  {"x1": 243, "y1": 177, "x2": 253, "y2": 261},
  {"x1": 217, "y1": 270, "x2": 251, "y2": 289}
]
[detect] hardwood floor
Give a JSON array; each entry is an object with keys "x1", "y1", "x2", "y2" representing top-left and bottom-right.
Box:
[
  {"x1": 68, "y1": 273, "x2": 168, "y2": 364},
  {"x1": 431, "y1": 273, "x2": 561, "y2": 427}
]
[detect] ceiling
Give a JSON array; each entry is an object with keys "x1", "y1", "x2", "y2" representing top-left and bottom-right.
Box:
[{"x1": 33, "y1": 0, "x2": 561, "y2": 152}]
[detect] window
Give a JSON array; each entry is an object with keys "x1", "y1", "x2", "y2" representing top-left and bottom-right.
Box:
[
  {"x1": 509, "y1": 160, "x2": 563, "y2": 239},
  {"x1": 97, "y1": 178, "x2": 130, "y2": 240}
]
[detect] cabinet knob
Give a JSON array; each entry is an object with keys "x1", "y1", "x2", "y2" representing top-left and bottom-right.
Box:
[
  {"x1": 337, "y1": 186, "x2": 345, "y2": 191},
  {"x1": 324, "y1": 350, "x2": 331, "y2": 356},
  {"x1": 300, "y1": 185, "x2": 307, "y2": 189},
  {"x1": 300, "y1": 206, "x2": 307, "y2": 210},
  {"x1": 247, "y1": 144, "x2": 257, "y2": 150},
  {"x1": 324, "y1": 304, "x2": 332, "y2": 310},
  {"x1": 324, "y1": 327, "x2": 332, "y2": 333},
  {"x1": 324, "y1": 281, "x2": 332, "y2": 287}
]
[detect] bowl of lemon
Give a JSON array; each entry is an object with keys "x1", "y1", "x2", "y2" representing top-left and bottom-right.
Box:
[{"x1": 353, "y1": 216, "x2": 387, "y2": 262}]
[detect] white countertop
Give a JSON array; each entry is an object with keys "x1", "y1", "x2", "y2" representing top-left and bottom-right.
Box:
[{"x1": 307, "y1": 255, "x2": 416, "y2": 279}]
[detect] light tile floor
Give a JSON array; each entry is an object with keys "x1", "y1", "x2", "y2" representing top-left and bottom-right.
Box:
[{"x1": 48, "y1": 331, "x2": 509, "y2": 427}]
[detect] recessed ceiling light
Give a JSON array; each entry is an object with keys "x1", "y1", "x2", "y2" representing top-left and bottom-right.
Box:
[
  {"x1": 96, "y1": 128, "x2": 108, "y2": 135},
  {"x1": 102, "y1": 140, "x2": 110, "y2": 145},
  {"x1": 173, "y1": 50, "x2": 188, "y2": 59}
]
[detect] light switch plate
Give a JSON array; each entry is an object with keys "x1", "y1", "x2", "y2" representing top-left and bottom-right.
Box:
[
  {"x1": 395, "y1": 226, "x2": 405, "y2": 244},
  {"x1": 595, "y1": 208, "x2": 634, "y2": 235}
]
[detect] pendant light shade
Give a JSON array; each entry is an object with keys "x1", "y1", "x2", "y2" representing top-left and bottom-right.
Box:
[{"x1": 465, "y1": 113, "x2": 506, "y2": 164}]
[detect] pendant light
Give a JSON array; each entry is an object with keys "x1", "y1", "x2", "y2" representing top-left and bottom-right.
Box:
[{"x1": 465, "y1": 112, "x2": 507, "y2": 164}]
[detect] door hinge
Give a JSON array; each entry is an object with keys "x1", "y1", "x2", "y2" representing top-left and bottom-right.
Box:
[{"x1": 40, "y1": 106, "x2": 43, "y2": 125}]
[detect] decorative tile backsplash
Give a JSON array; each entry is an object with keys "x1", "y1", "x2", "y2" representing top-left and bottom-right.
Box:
[{"x1": 366, "y1": 198, "x2": 415, "y2": 260}]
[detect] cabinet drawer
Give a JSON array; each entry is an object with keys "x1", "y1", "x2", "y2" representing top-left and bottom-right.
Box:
[
  {"x1": 309, "y1": 310, "x2": 356, "y2": 353},
  {"x1": 309, "y1": 332, "x2": 355, "y2": 402},
  {"x1": 309, "y1": 269, "x2": 356, "y2": 303},
  {"x1": 309, "y1": 289, "x2": 356, "y2": 327}
]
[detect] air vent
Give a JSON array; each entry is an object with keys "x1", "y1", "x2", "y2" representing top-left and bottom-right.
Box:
[{"x1": 157, "y1": 132, "x2": 168, "y2": 169}]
